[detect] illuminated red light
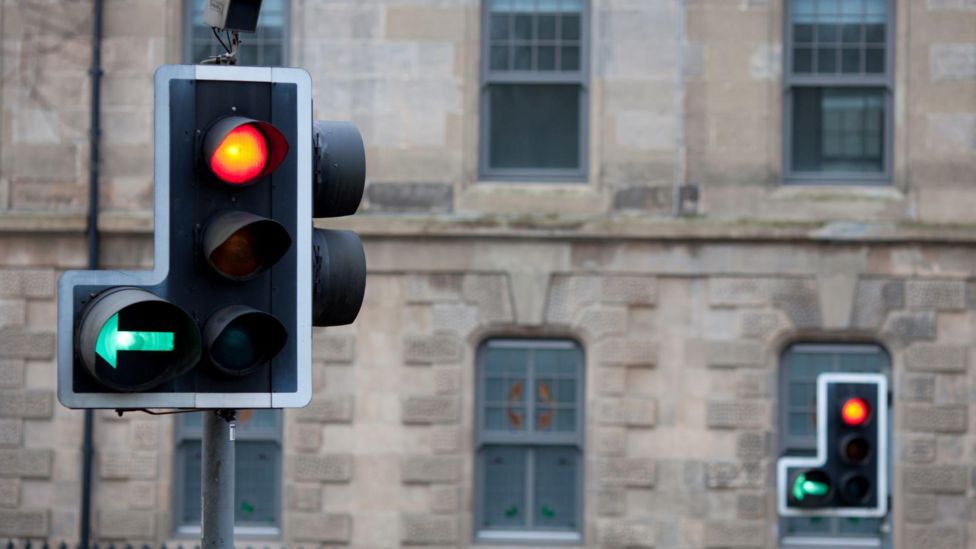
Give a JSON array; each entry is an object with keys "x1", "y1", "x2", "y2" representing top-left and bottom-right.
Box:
[
  {"x1": 210, "y1": 124, "x2": 269, "y2": 184},
  {"x1": 841, "y1": 397, "x2": 869, "y2": 426}
]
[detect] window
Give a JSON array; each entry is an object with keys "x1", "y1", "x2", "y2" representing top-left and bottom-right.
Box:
[
  {"x1": 475, "y1": 339, "x2": 584, "y2": 543},
  {"x1": 174, "y1": 410, "x2": 282, "y2": 535},
  {"x1": 480, "y1": 0, "x2": 589, "y2": 181},
  {"x1": 779, "y1": 343, "x2": 890, "y2": 546},
  {"x1": 785, "y1": 0, "x2": 893, "y2": 182},
  {"x1": 184, "y1": 0, "x2": 288, "y2": 66}
]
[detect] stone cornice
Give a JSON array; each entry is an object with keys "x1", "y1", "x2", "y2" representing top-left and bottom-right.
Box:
[{"x1": 2, "y1": 210, "x2": 976, "y2": 244}]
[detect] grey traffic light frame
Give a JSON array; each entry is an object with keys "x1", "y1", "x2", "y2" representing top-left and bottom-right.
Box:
[
  {"x1": 776, "y1": 372, "x2": 888, "y2": 518},
  {"x1": 57, "y1": 64, "x2": 312, "y2": 409}
]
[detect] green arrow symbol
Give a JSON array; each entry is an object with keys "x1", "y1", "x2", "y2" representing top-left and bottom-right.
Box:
[
  {"x1": 95, "y1": 313, "x2": 175, "y2": 369},
  {"x1": 792, "y1": 473, "x2": 829, "y2": 502}
]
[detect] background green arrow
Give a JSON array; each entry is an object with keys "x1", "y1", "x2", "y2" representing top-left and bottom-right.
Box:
[
  {"x1": 95, "y1": 313, "x2": 175, "y2": 368},
  {"x1": 792, "y1": 473, "x2": 829, "y2": 501}
]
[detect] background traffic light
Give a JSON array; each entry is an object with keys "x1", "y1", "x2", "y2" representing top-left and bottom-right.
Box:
[
  {"x1": 777, "y1": 373, "x2": 888, "y2": 517},
  {"x1": 58, "y1": 65, "x2": 366, "y2": 409}
]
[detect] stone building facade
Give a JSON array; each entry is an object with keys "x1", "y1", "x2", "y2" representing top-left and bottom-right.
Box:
[{"x1": 1, "y1": 0, "x2": 975, "y2": 548}]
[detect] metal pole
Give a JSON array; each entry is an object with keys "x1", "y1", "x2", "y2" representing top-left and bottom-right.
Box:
[
  {"x1": 80, "y1": 1, "x2": 104, "y2": 546},
  {"x1": 202, "y1": 409, "x2": 236, "y2": 549}
]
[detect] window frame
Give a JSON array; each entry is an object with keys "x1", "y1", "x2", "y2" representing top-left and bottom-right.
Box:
[
  {"x1": 172, "y1": 410, "x2": 284, "y2": 538},
  {"x1": 778, "y1": 343, "x2": 892, "y2": 548},
  {"x1": 783, "y1": 0, "x2": 895, "y2": 185},
  {"x1": 473, "y1": 338, "x2": 585, "y2": 544},
  {"x1": 478, "y1": 0, "x2": 591, "y2": 183},
  {"x1": 181, "y1": 0, "x2": 291, "y2": 66}
]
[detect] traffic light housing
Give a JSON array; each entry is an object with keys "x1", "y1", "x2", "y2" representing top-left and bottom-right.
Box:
[
  {"x1": 58, "y1": 65, "x2": 366, "y2": 409},
  {"x1": 311, "y1": 120, "x2": 366, "y2": 327},
  {"x1": 777, "y1": 373, "x2": 888, "y2": 517}
]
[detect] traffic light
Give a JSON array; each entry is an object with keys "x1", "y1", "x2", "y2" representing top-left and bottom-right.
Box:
[
  {"x1": 777, "y1": 373, "x2": 888, "y2": 517},
  {"x1": 57, "y1": 65, "x2": 366, "y2": 409}
]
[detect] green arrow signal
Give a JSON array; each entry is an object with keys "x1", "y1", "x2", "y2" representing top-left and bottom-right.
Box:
[
  {"x1": 792, "y1": 473, "x2": 829, "y2": 502},
  {"x1": 95, "y1": 313, "x2": 175, "y2": 369}
]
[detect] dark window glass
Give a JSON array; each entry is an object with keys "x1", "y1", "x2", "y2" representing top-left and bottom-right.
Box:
[
  {"x1": 792, "y1": 0, "x2": 887, "y2": 77},
  {"x1": 176, "y1": 410, "x2": 281, "y2": 529},
  {"x1": 841, "y1": 22, "x2": 861, "y2": 44},
  {"x1": 794, "y1": 47, "x2": 813, "y2": 73},
  {"x1": 533, "y1": 447, "x2": 578, "y2": 529},
  {"x1": 792, "y1": 87, "x2": 885, "y2": 174},
  {"x1": 514, "y1": 46, "x2": 533, "y2": 70},
  {"x1": 488, "y1": 85, "x2": 580, "y2": 170},
  {"x1": 538, "y1": 15, "x2": 557, "y2": 39},
  {"x1": 477, "y1": 340, "x2": 583, "y2": 538},
  {"x1": 794, "y1": 23, "x2": 814, "y2": 43},
  {"x1": 487, "y1": 0, "x2": 583, "y2": 75},
  {"x1": 865, "y1": 48, "x2": 885, "y2": 73},
  {"x1": 514, "y1": 14, "x2": 533, "y2": 40},
  {"x1": 180, "y1": 440, "x2": 202, "y2": 524},
  {"x1": 561, "y1": 14, "x2": 581, "y2": 40},
  {"x1": 817, "y1": 47, "x2": 837, "y2": 72},
  {"x1": 179, "y1": 440, "x2": 279, "y2": 526},
  {"x1": 788, "y1": 0, "x2": 890, "y2": 179},
  {"x1": 841, "y1": 47, "x2": 860, "y2": 73},
  {"x1": 482, "y1": 446, "x2": 528, "y2": 528},
  {"x1": 538, "y1": 46, "x2": 556, "y2": 70},
  {"x1": 561, "y1": 46, "x2": 580, "y2": 71},
  {"x1": 483, "y1": 0, "x2": 586, "y2": 178},
  {"x1": 865, "y1": 23, "x2": 885, "y2": 44},
  {"x1": 491, "y1": 46, "x2": 511, "y2": 70},
  {"x1": 491, "y1": 14, "x2": 511, "y2": 39}
]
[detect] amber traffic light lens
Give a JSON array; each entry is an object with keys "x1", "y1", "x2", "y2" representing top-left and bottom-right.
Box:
[
  {"x1": 210, "y1": 124, "x2": 269, "y2": 184},
  {"x1": 841, "y1": 397, "x2": 870, "y2": 426},
  {"x1": 204, "y1": 211, "x2": 292, "y2": 282},
  {"x1": 842, "y1": 436, "x2": 870, "y2": 463},
  {"x1": 210, "y1": 226, "x2": 262, "y2": 278}
]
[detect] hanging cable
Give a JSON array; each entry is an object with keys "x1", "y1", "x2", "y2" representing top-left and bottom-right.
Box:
[{"x1": 212, "y1": 27, "x2": 231, "y2": 53}]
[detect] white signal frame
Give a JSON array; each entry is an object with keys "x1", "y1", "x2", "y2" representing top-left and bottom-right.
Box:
[
  {"x1": 776, "y1": 373, "x2": 888, "y2": 518},
  {"x1": 57, "y1": 65, "x2": 312, "y2": 409}
]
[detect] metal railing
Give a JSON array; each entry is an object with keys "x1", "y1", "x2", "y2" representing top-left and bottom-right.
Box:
[{"x1": 1, "y1": 542, "x2": 291, "y2": 549}]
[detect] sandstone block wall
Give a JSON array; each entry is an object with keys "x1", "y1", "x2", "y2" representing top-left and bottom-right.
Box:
[{"x1": 1, "y1": 0, "x2": 975, "y2": 547}]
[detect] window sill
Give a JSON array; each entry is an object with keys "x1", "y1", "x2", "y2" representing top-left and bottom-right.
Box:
[
  {"x1": 770, "y1": 185, "x2": 904, "y2": 203},
  {"x1": 174, "y1": 525, "x2": 281, "y2": 540},
  {"x1": 476, "y1": 530, "x2": 583, "y2": 545},
  {"x1": 474, "y1": 180, "x2": 590, "y2": 188},
  {"x1": 478, "y1": 175, "x2": 589, "y2": 185},
  {"x1": 780, "y1": 535, "x2": 881, "y2": 548},
  {"x1": 782, "y1": 176, "x2": 892, "y2": 187},
  {"x1": 459, "y1": 182, "x2": 603, "y2": 216}
]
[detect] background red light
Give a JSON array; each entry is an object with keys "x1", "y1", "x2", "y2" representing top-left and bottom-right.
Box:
[{"x1": 841, "y1": 397, "x2": 869, "y2": 426}]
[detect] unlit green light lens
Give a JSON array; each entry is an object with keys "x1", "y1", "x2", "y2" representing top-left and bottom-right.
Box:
[{"x1": 212, "y1": 327, "x2": 258, "y2": 372}]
